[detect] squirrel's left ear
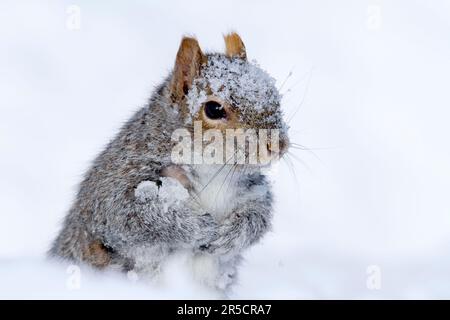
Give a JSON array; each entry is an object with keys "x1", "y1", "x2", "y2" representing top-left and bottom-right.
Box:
[
  {"x1": 170, "y1": 36, "x2": 206, "y2": 102},
  {"x1": 224, "y1": 32, "x2": 247, "y2": 59}
]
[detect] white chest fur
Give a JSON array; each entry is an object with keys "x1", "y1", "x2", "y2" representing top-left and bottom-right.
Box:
[{"x1": 191, "y1": 164, "x2": 241, "y2": 221}]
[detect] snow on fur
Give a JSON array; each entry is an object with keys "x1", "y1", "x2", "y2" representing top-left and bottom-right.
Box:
[
  {"x1": 135, "y1": 177, "x2": 189, "y2": 213},
  {"x1": 187, "y1": 54, "x2": 285, "y2": 132}
]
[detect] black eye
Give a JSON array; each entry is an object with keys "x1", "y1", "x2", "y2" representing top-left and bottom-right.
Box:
[{"x1": 204, "y1": 101, "x2": 226, "y2": 120}]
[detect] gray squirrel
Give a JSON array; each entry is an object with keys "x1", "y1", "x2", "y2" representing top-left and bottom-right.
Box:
[{"x1": 49, "y1": 33, "x2": 289, "y2": 293}]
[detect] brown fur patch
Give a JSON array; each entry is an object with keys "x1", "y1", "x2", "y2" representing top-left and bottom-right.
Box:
[
  {"x1": 161, "y1": 165, "x2": 192, "y2": 189},
  {"x1": 84, "y1": 240, "x2": 111, "y2": 268},
  {"x1": 170, "y1": 37, "x2": 207, "y2": 113},
  {"x1": 224, "y1": 32, "x2": 247, "y2": 59}
]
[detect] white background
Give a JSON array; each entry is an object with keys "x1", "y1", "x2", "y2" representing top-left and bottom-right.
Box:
[{"x1": 1, "y1": 0, "x2": 450, "y2": 298}]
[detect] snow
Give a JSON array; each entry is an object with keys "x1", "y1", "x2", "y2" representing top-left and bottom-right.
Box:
[
  {"x1": 186, "y1": 85, "x2": 208, "y2": 116},
  {"x1": 189, "y1": 55, "x2": 280, "y2": 113},
  {"x1": 135, "y1": 178, "x2": 190, "y2": 213},
  {"x1": 187, "y1": 54, "x2": 286, "y2": 132},
  {"x1": 0, "y1": 256, "x2": 216, "y2": 299},
  {"x1": 1, "y1": 0, "x2": 450, "y2": 299},
  {"x1": 157, "y1": 177, "x2": 190, "y2": 203},
  {"x1": 135, "y1": 181, "x2": 158, "y2": 202}
]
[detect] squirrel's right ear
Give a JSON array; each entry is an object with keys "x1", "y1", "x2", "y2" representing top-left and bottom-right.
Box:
[{"x1": 170, "y1": 37, "x2": 206, "y2": 102}]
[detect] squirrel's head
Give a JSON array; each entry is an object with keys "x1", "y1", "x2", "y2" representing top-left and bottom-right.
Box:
[{"x1": 169, "y1": 33, "x2": 289, "y2": 163}]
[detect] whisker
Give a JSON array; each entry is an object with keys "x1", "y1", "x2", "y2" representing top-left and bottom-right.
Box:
[
  {"x1": 224, "y1": 164, "x2": 239, "y2": 213},
  {"x1": 225, "y1": 164, "x2": 239, "y2": 196},
  {"x1": 214, "y1": 163, "x2": 236, "y2": 206},
  {"x1": 278, "y1": 67, "x2": 294, "y2": 92},
  {"x1": 288, "y1": 144, "x2": 321, "y2": 160},
  {"x1": 197, "y1": 150, "x2": 238, "y2": 195},
  {"x1": 285, "y1": 151, "x2": 312, "y2": 172},
  {"x1": 281, "y1": 67, "x2": 313, "y2": 97},
  {"x1": 282, "y1": 155, "x2": 301, "y2": 194},
  {"x1": 289, "y1": 142, "x2": 333, "y2": 150},
  {"x1": 287, "y1": 68, "x2": 313, "y2": 124}
]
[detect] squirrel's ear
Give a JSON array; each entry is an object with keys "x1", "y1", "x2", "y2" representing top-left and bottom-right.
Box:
[
  {"x1": 170, "y1": 37, "x2": 206, "y2": 101},
  {"x1": 224, "y1": 32, "x2": 247, "y2": 59}
]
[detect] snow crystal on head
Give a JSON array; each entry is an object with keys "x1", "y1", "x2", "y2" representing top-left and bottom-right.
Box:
[
  {"x1": 187, "y1": 54, "x2": 284, "y2": 127},
  {"x1": 186, "y1": 85, "x2": 207, "y2": 115}
]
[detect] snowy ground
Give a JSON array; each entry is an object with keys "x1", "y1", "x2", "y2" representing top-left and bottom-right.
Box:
[{"x1": 1, "y1": 0, "x2": 450, "y2": 299}]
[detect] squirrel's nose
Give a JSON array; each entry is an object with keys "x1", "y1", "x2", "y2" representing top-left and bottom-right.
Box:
[{"x1": 267, "y1": 137, "x2": 288, "y2": 157}]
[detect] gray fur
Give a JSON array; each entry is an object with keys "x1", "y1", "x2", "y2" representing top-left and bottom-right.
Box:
[{"x1": 49, "y1": 51, "x2": 286, "y2": 293}]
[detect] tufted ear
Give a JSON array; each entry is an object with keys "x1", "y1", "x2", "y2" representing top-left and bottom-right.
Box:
[
  {"x1": 170, "y1": 37, "x2": 206, "y2": 101},
  {"x1": 224, "y1": 32, "x2": 247, "y2": 59}
]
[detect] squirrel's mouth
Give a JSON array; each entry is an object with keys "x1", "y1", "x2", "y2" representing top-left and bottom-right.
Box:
[
  {"x1": 266, "y1": 135, "x2": 289, "y2": 159},
  {"x1": 170, "y1": 124, "x2": 288, "y2": 167}
]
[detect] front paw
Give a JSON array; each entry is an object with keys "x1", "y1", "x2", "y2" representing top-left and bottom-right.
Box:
[
  {"x1": 134, "y1": 180, "x2": 159, "y2": 202},
  {"x1": 199, "y1": 243, "x2": 229, "y2": 256},
  {"x1": 197, "y1": 216, "x2": 245, "y2": 256},
  {"x1": 135, "y1": 177, "x2": 189, "y2": 212},
  {"x1": 198, "y1": 234, "x2": 241, "y2": 256},
  {"x1": 195, "y1": 213, "x2": 219, "y2": 248}
]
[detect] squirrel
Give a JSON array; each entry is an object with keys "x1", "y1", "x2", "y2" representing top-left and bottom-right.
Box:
[{"x1": 49, "y1": 32, "x2": 289, "y2": 294}]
